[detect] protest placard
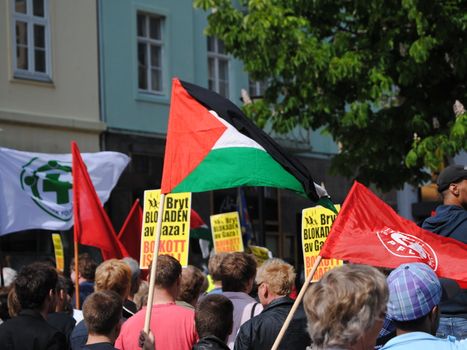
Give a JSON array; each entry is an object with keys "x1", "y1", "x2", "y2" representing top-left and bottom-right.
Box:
[
  {"x1": 139, "y1": 189, "x2": 191, "y2": 268},
  {"x1": 302, "y1": 205, "x2": 342, "y2": 281},
  {"x1": 52, "y1": 233, "x2": 64, "y2": 272},
  {"x1": 249, "y1": 245, "x2": 272, "y2": 266},
  {"x1": 210, "y1": 212, "x2": 244, "y2": 253}
]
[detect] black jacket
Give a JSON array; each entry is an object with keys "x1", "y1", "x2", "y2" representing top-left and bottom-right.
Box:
[
  {"x1": 234, "y1": 297, "x2": 310, "y2": 350},
  {"x1": 422, "y1": 205, "x2": 467, "y2": 316},
  {"x1": 193, "y1": 335, "x2": 230, "y2": 350},
  {"x1": 0, "y1": 309, "x2": 67, "y2": 350}
]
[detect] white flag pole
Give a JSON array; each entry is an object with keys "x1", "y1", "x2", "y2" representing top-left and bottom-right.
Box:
[{"x1": 143, "y1": 193, "x2": 166, "y2": 333}]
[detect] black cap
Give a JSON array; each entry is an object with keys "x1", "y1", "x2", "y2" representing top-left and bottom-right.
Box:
[{"x1": 437, "y1": 165, "x2": 467, "y2": 192}]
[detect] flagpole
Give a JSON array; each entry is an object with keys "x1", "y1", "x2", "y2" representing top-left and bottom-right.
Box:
[
  {"x1": 73, "y1": 234, "x2": 80, "y2": 309},
  {"x1": 143, "y1": 193, "x2": 166, "y2": 333},
  {"x1": 271, "y1": 255, "x2": 322, "y2": 350}
]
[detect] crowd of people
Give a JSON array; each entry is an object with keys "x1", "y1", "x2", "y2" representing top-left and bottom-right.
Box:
[{"x1": 0, "y1": 166, "x2": 464, "y2": 350}]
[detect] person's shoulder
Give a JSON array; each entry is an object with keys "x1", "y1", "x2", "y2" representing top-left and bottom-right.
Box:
[
  {"x1": 381, "y1": 332, "x2": 460, "y2": 349},
  {"x1": 81, "y1": 342, "x2": 117, "y2": 350}
]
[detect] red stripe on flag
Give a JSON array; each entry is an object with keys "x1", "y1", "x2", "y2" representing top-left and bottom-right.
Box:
[{"x1": 161, "y1": 78, "x2": 227, "y2": 194}]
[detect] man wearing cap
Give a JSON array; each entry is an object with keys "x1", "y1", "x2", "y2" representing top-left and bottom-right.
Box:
[
  {"x1": 422, "y1": 164, "x2": 467, "y2": 237},
  {"x1": 422, "y1": 164, "x2": 467, "y2": 339},
  {"x1": 381, "y1": 263, "x2": 467, "y2": 349}
]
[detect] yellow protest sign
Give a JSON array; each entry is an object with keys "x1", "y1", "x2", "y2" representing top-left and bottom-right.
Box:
[
  {"x1": 51, "y1": 233, "x2": 64, "y2": 272},
  {"x1": 302, "y1": 205, "x2": 342, "y2": 281},
  {"x1": 249, "y1": 245, "x2": 272, "y2": 266},
  {"x1": 210, "y1": 212, "x2": 244, "y2": 253},
  {"x1": 139, "y1": 190, "x2": 191, "y2": 269}
]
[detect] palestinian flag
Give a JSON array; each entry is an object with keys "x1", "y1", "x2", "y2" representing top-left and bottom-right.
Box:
[
  {"x1": 190, "y1": 209, "x2": 211, "y2": 242},
  {"x1": 161, "y1": 78, "x2": 331, "y2": 206}
]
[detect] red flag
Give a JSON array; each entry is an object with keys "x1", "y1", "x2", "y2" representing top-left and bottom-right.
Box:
[
  {"x1": 72, "y1": 142, "x2": 128, "y2": 260},
  {"x1": 118, "y1": 199, "x2": 143, "y2": 261},
  {"x1": 320, "y1": 181, "x2": 467, "y2": 286}
]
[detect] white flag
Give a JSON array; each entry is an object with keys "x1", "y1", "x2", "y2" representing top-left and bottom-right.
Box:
[{"x1": 0, "y1": 147, "x2": 130, "y2": 235}]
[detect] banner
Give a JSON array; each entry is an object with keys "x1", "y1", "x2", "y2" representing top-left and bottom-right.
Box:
[
  {"x1": 51, "y1": 233, "x2": 64, "y2": 272},
  {"x1": 249, "y1": 245, "x2": 272, "y2": 266},
  {"x1": 302, "y1": 205, "x2": 342, "y2": 281},
  {"x1": 320, "y1": 182, "x2": 467, "y2": 287},
  {"x1": 0, "y1": 147, "x2": 129, "y2": 235},
  {"x1": 210, "y1": 212, "x2": 244, "y2": 253},
  {"x1": 139, "y1": 190, "x2": 191, "y2": 268}
]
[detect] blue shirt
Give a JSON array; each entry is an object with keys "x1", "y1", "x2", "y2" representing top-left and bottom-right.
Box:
[
  {"x1": 381, "y1": 332, "x2": 467, "y2": 349},
  {"x1": 422, "y1": 205, "x2": 467, "y2": 242}
]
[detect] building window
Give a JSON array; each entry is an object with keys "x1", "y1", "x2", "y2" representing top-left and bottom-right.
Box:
[
  {"x1": 207, "y1": 37, "x2": 229, "y2": 98},
  {"x1": 11, "y1": 0, "x2": 51, "y2": 81},
  {"x1": 137, "y1": 12, "x2": 164, "y2": 94},
  {"x1": 248, "y1": 79, "x2": 267, "y2": 98}
]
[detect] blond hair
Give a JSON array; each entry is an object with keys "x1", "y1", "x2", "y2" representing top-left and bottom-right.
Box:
[
  {"x1": 94, "y1": 259, "x2": 131, "y2": 300},
  {"x1": 255, "y1": 258, "x2": 295, "y2": 296},
  {"x1": 303, "y1": 264, "x2": 388, "y2": 349}
]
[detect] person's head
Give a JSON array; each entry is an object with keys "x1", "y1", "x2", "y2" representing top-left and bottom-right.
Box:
[
  {"x1": 220, "y1": 252, "x2": 257, "y2": 293},
  {"x1": 94, "y1": 259, "x2": 131, "y2": 301},
  {"x1": 70, "y1": 253, "x2": 98, "y2": 283},
  {"x1": 83, "y1": 291, "x2": 123, "y2": 342},
  {"x1": 255, "y1": 258, "x2": 295, "y2": 306},
  {"x1": 54, "y1": 273, "x2": 73, "y2": 314},
  {"x1": 153, "y1": 255, "x2": 182, "y2": 289},
  {"x1": 437, "y1": 164, "x2": 467, "y2": 209},
  {"x1": 178, "y1": 265, "x2": 207, "y2": 307},
  {"x1": 195, "y1": 294, "x2": 233, "y2": 342},
  {"x1": 0, "y1": 287, "x2": 10, "y2": 321},
  {"x1": 14, "y1": 262, "x2": 58, "y2": 313},
  {"x1": 208, "y1": 253, "x2": 227, "y2": 283},
  {"x1": 386, "y1": 263, "x2": 441, "y2": 335},
  {"x1": 121, "y1": 257, "x2": 141, "y2": 297},
  {"x1": 304, "y1": 264, "x2": 388, "y2": 350}
]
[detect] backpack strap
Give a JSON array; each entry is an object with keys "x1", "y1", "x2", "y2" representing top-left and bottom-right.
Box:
[{"x1": 250, "y1": 302, "x2": 259, "y2": 319}]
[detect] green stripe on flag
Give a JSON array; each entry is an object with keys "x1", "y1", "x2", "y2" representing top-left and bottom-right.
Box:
[{"x1": 173, "y1": 147, "x2": 306, "y2": 195}]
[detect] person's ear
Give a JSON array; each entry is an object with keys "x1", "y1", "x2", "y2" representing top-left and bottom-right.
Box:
[{"x1": 450, "y1": 183, "x2": 460, "y2": 196}]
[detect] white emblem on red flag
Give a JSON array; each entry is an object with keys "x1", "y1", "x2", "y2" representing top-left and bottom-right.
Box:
[{"x1": 376, "y1": 227, "x2": 438, "y2": 270}]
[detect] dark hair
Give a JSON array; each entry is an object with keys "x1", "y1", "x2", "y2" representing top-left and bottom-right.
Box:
[
  {"x1": 220, "y1": 252, "x2": 257, "y2": 292},
  {"x1": 0, "y1": 287, "x2": 10, "y2": 321},
  {"x1": 178, "y1": 266, "x2": 206, "y2": 305},
  {"x1": 195, "y1": 294, "x2": 233, "y2": 341},
  {"x1": 15, "y1": 262, "x2": 58, "y2": 310},
  {"x1": 71, "y1": 253, "x2": 98, "y2": 281},
  {"x1": 154, "y1": 255, "x2": 182, "y2": 289},
  {"x1": 83, "y1": 291, "x2": 122, "y2": 335},
  {"x1": 394, "y1": 313, "x2": 432, "y2": 332}
]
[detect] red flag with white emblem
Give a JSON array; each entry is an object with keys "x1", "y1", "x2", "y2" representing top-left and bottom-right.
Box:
[{"x1": 320, "y1": 181, "x2": 467, "y2": 287}]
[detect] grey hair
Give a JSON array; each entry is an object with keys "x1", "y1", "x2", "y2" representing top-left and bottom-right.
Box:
[
  {"x1": 303, "y1": 264, "x2": 388, "y2": 349},
  {"x1": 121, "y1": 257, "x2": 141, "y2": 295}
]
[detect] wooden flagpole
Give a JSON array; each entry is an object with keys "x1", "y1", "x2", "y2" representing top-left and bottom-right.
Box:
[
  {"x1": 271, "y1": 255, "x2": 323, "y2": 350},
  {"x1": 73, "y1": 238, "x2": 80, "y2": 309},
  {"x1": 143, "y1": 193, "x2": 166, "y2": 333}
]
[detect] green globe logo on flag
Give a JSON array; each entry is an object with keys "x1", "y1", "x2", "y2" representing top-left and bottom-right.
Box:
[{"x1": 20, "y1": 157, "x2": 73, "y2": 221}]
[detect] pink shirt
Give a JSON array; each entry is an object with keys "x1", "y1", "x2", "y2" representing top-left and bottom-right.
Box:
[{"x1": 115, "y1": 303, "x2": 197, "y2": 350}]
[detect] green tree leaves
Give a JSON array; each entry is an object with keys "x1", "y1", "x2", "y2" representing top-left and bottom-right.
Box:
[{"x1": 194, "y1": 0, "x2": 467, "y2": 191}]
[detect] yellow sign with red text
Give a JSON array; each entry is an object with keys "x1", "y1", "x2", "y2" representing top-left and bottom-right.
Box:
[
  {"x1": 302, "y1": 205, "x2": 342, "y2": 281},
  {"x1": 52, "y1": 233, "x2": 64, "y2": 272},
  {"x1": 139, "y1": 190, "x2": 191, "y2": 269},
  {"x1": 210, "y1": 212, "x2": 244, "y2": 253}
]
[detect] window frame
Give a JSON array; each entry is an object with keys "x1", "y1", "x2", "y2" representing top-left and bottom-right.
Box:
[
  {"x1": 10, "y1": 0, "x2": 52, "y2": 81},
  {"x1": 136, "y1": 12, "x2": 164, "y2": 95},
  {"x1": 207, "y1": 37, "x2": 230, "y2": 98}
]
